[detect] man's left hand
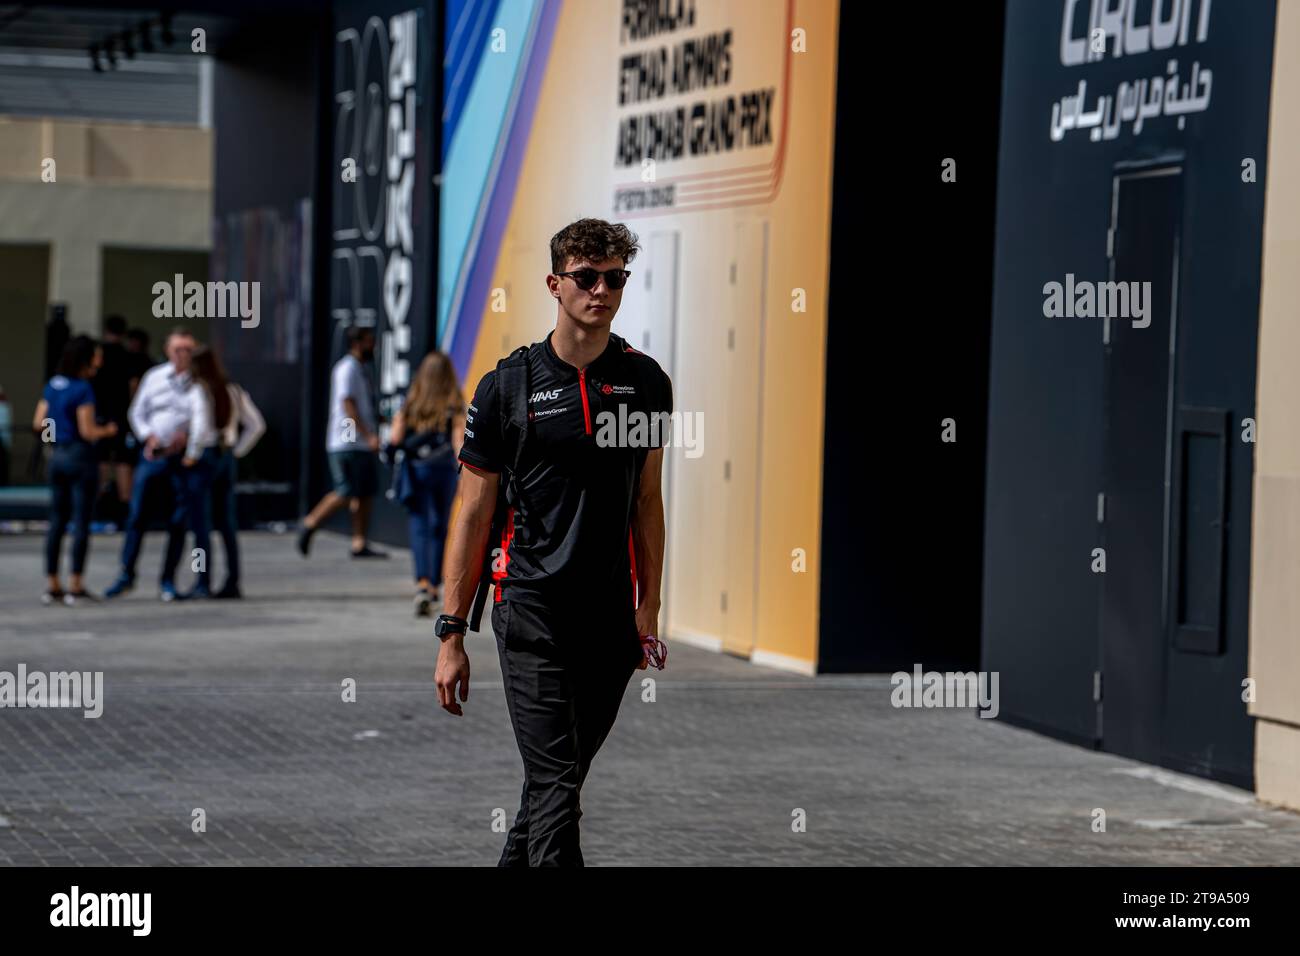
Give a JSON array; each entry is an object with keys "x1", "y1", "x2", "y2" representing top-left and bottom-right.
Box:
[
  {"x1": 634, "y1": 600, "x2": 666, "y2": 669},
  {"x1": 634, "y1": 600, "x2": 660, "y2": 644}
]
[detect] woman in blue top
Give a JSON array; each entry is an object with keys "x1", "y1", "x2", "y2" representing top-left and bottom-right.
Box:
[
  {"x1": 386, "y1": 351, "x2": 466, "y2": 617},
  {"x1": 32, "y1": 336, "x2": 118, "y2": 604}
]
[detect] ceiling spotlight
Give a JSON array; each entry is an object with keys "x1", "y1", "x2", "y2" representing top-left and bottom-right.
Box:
[
  {"x1": 89, "y1": 44, "x2": 102, "y2": 72},
  {"x1": 139, "y1": 21, "x2": 154, "y2": 54},
  {"x1": 120, "y1": 30, "x2": 135, "y2": 59}
]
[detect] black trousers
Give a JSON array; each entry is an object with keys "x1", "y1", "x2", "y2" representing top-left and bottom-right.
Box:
[{"x1": 492, "y1": 596, "x2": 643, "y2": 867}]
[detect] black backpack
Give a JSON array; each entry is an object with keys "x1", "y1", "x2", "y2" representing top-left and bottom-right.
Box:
[{"x1": 466, "y1": 344, "x2": 532, "y2": 632}]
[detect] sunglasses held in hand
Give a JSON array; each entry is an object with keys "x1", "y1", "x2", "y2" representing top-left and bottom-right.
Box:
[{"x1": 639, "y1": 634, "x2": 667, "y2": 670}]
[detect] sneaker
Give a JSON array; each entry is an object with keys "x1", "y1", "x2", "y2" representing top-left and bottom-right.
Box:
[
  {"x1": 41, "y1": 588, "x2": 65, "y2": 606},
  {"x1": 104, "y1": 575, "x2": 134, "y2": 599},
  {"x1": 63, "y1": 590, "x2": 100, "y2": 606},
  {"x1": 182, "y1": 585, "x2": 212, "y2": 601},
  {"x1": 350, "y1": 546, "x2": 389, "y2": 559},
  {"x1": 213, "y1": 582, "x2": 243, "y2": 600},
  {"x1": 414, "y1": 589, "x2": 432, "y2": 618},
  {"x1": 297, "y1": 524, "x2": 315, "y2": 557},
  {"x1": 159, "y1": 581, "x2": 179, "y2": 603}
]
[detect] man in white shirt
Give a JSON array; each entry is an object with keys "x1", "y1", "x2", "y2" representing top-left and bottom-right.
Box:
[
  {"x1": 105, "y1": 328, "x2": 196, "y2": 601},
  {"x1": 297, "y1": 325, "x2": 387, "y2": 558}
]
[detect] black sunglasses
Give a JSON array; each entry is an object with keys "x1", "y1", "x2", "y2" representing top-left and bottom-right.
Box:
[{"x1": 554, "y1": 268, "x2": 631, "y2": 291}]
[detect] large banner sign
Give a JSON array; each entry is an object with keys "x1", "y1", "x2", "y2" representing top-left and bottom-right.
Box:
[
  {"x1": 1050, "y1": 0, "x2": 1214, "y2": 144},
  {"x1": 331, "y1": 2, "x2": 432, "y2": 425},
  {"x1": 612, "y1": 0, "x2": 789, "y2": 215}
]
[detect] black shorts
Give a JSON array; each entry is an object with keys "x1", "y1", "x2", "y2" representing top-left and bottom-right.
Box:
[
  {"x1": 97, "y1": 429, "x2": 138, "y2": 465},
  {"x1": 328, "y1": 450, "x2": 379, "y2": 498}
]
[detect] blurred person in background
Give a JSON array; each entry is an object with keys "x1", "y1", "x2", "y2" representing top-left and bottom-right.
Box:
[
  {"x1": 44, "y1": 306, "x2": 70, "y2": 382},
  {"x1": 105, "y1": 327, "x2": 196, "y2": 602},
  {"x1": 206, "y1": 350, "x2": 265, "y2": 600},
  {"x1": 117, "y1": 327, "x2": 155, "y2": 483},
  {"x1": 0, "y1": 385, "x2": 11, "y2": 487},
  {"x1": 387, "y1": 351, "x2": 466, "y2": 617},
  {"x1": 93, "y1": 314, "x2": 133, "y2": 526},
  {"x1": 176, "y1": 346, "x2": 233, "y2": 600},
  {"x1": 297, "y1": 325, "x2": 387, "y2": 559},
  {"x1": 124, "y1": 327, "x2": 154, "y2": 385},
  {"x1": 32, "y1": 335, "x2": 118, "y2": 604}
]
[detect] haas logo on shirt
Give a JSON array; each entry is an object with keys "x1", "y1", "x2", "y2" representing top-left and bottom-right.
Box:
[{"x1": 529, "y1": 388, "x2": 563, "y2": 403}]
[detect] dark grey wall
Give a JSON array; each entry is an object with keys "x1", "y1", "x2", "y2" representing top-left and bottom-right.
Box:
[
  {"x1": 211, "y1": 17, "x2": 324, "y2": 525},
  {"x1": 983, "y1": 0, "x2": 1275, "y2": 784}
]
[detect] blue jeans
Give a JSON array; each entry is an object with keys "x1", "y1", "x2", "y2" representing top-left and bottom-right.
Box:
[
  {"x1": 210, "y1": 450, "x2": 240, "y2": 587},
  {"x1": 45, "y1": 443, "x2": 97, "y2": 576},
  {"x1": 178, "y1": 447, "x2": 221, "y2": 590},
  {"x1": 405, "y1": 457, "x2": 458, "y2": 585},
  {"x1": 118, "y1": 453, "x2": 187, "y2": 585}
]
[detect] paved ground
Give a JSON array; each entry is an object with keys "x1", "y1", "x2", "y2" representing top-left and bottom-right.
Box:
[{"x1": 1, "y1": 530, "x2": 1299, "y2": 866}]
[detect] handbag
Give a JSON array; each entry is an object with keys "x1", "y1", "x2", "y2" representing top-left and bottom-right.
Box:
[{"x1": 389, "y1": 422, "x2": 454, "y2": 509}]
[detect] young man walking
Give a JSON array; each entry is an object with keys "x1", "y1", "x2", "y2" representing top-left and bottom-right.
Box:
[
  {"x1": 298, "y1": 325, "x2": 387, "y2": 559},
  {"x1": 435, "y1": 218, "x2": 672, "y2": 866},
  {"x1": 104, "y1": 327, "x2": 196, "y2": 601}
]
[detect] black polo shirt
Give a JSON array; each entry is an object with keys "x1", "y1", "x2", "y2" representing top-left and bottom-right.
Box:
[{"x1": 458, "y1": 330, "x2": 673, "y2": 613}]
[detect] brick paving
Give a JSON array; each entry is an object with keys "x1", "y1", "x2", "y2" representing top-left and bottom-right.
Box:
[{"x1": 1, "y1": 530, "x2": 1299, "y2": 865}]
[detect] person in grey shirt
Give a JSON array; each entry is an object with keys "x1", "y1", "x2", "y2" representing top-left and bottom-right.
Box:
[{"x1": 297, "y1": 325, "x2": 387, "y2": 558}]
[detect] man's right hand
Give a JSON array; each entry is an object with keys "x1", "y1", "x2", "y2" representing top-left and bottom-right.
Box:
[
  {"x1": 143, "y1": 435, "x2": 160, "y2": 460},
  {"x1": 435, "y1": 636, "x2": 470, "y2": 717}
]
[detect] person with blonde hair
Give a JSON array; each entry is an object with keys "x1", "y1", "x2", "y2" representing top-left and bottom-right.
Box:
[{"x1": 388, "y1": 350, "x2": 466, "y2": 616}]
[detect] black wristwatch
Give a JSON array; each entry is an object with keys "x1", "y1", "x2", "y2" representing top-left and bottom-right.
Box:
[{"x1": 435, "y1": 614, "x2": 469, "y2": 640}]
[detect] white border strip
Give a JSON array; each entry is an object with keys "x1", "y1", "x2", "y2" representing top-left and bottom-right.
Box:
[
  {"x1": 668, "y1": 627, "x2": 723, "y2": 654},
  {"x1": 1111, "y1": 766, "x2": 1256, "y2": 805},
  {"x1": 751, "y1": 647, "x2": 816, "y2": 676}
]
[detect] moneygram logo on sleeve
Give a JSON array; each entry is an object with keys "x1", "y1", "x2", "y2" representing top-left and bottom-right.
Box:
[{"x1": 50, "y1": 887, "x2": 151, "y2": 937}]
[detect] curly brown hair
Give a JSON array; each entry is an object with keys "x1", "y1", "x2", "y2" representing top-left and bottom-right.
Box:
[{"x1": 549, "y1": 218, "x2": 641, "y2": 273}]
